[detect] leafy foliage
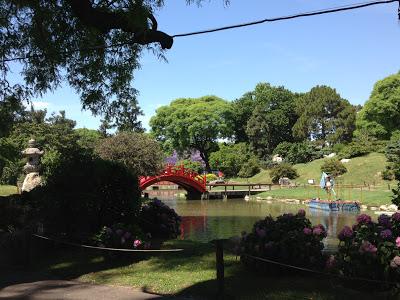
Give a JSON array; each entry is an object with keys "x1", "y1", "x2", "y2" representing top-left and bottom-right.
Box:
[
  {"x1": 334, "y1": 214, "x2": 400, "y2": 287},
  {"x1": 230, "y1": 92, "x2": 257, "y2": 143},
  {"x1": 176, "y1": 159, "x2": 203, "y2": 174},
  {"x1": 150, "y1": 96, "x2": 232, "y2": 171},
  {"x1": 273, "y1": 141, "x2": 320, "y2": 164},
  {"x1": 269, "y1": 163, "x2": 299, "y2": 184},
  {"x1": 139, "y1": 199, "x2": 181, "y2": 240},
  {"x1": 25, "y1": 154, "x2": 142, "y2": 238},
  {"x1": 95, "y1": 132, "x2": 164, "y2": 176},
  {"x1": 209, "y1": 143, "x2": 259, "y2": 178},
  {"x1": 320, "y1": 159, "x2": 347, "y2": 177},
  {"x1": 355, "y1": 72, "x2": 400, "y2": 139},
  {"x1": 246, "y1": 83, "x2": 298, "y2": 158},
  {"x1": 240, "y1": 210, "x2": 327, "y2": 273},
  {"x1": 293, "y1": 85, "x2": 356, "y2": 145}
]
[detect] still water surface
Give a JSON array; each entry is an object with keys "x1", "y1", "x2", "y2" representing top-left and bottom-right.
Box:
[{"x1": 150, "y1": 190, "x2": 368, "y2": 248}]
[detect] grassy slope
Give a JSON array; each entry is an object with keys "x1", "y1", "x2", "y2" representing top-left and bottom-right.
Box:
[
  {"x1": 246, "y1": 152, "x2": 392, "y2": 186},
  {"x1": 27, "y1": 240, "x2": 379, "y2": 299},
  {"x1": 0, "y1": 185, "x2": 18, "y2": 196},
  {"x1": 233, "y1": 153, "x2": 397, "y2": 205}
]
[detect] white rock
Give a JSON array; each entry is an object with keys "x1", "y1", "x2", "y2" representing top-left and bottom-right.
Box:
[
  {"x1": 340, "y1": 158, "x2": 351, "y2": 163},
  {"x1": 388, "y1": 204, "x2": 398, "y2": 212},
  {"x1": 361, "y1": 205, "x2": 368, "y2": 210},
  {"x1": 244, "y1": 195, "x2": 250, "y2": 201},
  {"x1": 267, "y1": 196, "x2": 273, "y2": 200},
  {"x1": 370, "y1": 206, "x2": 378, "y2": 211},
  {"x1": 21, "y1": 172, "x2": 42, "y2": 192},
  {"x1": 324, "y1": 153, "x2": 336, "y2": 158},
  {"x1": 379, "y1": 205, "x2": 389, "y2": 211}
]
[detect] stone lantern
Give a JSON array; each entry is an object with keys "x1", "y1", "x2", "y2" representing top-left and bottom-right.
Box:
[{"x1": 21, "y1": 139, "x2": 44, "y2": 192}]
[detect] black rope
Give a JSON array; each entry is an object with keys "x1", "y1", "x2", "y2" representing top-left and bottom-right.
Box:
[
  {"x1": 242, "y1": 253, "x2": 400, "y2": 286},
  {"x1": 32, "y1": 234, "x2": 184, "y2": 252},
  {"x1": 172, "y1": 0, "x2": 398, "y2": 38}
]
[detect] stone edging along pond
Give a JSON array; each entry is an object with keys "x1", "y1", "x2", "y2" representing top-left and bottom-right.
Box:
[{"x1": 252, "y1": 196, "x2": 398, "y2": 214}]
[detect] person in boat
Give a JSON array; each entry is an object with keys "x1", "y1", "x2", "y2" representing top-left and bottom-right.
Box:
[{"x1": 320, "y1": 172, "x2": 337, "y2": 200}]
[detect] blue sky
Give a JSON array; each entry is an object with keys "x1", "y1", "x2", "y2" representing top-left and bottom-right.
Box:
[{"x1": 8, "y1": 0, "x2": 400, "y2": 129}]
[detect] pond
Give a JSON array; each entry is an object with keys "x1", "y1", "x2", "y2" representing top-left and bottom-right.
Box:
[{"x1": 148, "y1": 190, "x2": 370, "y2": 250}]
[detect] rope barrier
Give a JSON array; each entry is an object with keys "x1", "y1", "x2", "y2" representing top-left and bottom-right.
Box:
[
  {"x1": 242, "y1": 253, "x2": 400, "y2": 285},
  {"x1": 32, "y1": 234, "x2": 184, "y2": 253}
]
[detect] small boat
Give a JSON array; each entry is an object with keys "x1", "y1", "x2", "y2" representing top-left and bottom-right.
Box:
[
  {"x1": 307, "y1": 173, "x2": 360, "y2": 212},
  {"x1": 308, "y1": 198, "x2": 360, "y2": 212}
]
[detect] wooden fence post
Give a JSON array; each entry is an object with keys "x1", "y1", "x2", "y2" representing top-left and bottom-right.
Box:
[{"x1": 216, "y1": 239, "x2": 225, "y2": 299}]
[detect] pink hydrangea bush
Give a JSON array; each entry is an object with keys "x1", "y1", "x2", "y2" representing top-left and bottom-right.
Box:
[
  {"x1": 334, "y1": 213, "x2": 400, "y2": 285},
  {"x1": 240, "y1": 209, "x2": 327, "y2": 273},
  {"x1": 93, "y1": 223, "x2": 151, "y2": 250}
]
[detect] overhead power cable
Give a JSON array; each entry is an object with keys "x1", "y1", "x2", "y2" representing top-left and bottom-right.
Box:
[
  {"x1": 172, "y1": 0, "x2": 400, "y2": 37},
  {"x1": 1, "y1": 0, "x2": 399, "y2": 63}
]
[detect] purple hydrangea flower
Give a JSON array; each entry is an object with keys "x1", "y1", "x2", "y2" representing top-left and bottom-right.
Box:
[
  {"x1": 338, "y1": 226, "x2": 353, "y2": 241},
  {"x1": 303, "y1": 227, "x2": 312, "y2": 235},
  {"x1": 392, "y1": 212, "x2": 400, "y2": 222},
  {"x1": 378, "y1": 214, "x2": 392, "y2": 228},
  {"x1": 359, "y1": 241, "x2": 377, "y2": 254},
  {"x1": 313, "y1": 227, "x2": 323, "y2": 236},
  {"x1": 380, "y1": 229, "x2": 393, "y2": 240},
  {"x1": 297, "y1": 209, "x2": 306, "y2": 217},
  {"x1": 356, "y1": 214, "x2": 372, "y2": 225}
]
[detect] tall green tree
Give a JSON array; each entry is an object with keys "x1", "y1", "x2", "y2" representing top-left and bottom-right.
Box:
[
  {"x1": 293, "y1": 85, "x2": 356, "y2": 145},
  {"x1": 0, "y1": 96, "x2": 26, "y2": 138},
  {"x1": 150, "y1": 96, "x2": 232, "y2": 172},
  {"x1": 230, "y1": 92, "x2": 256, "y2": 143},
  {"x1": 355, "y1": 72, "x2": 400, "y2": 139},
  {"x1": 0, "y1": 0, "x2": 227, "y2": 123},
  {"x1": 246, "y1": 83, "x2": 298, "y2": 158},
  {"x1": 95, "y1": 132, "x2": 164, "y2": 176}
]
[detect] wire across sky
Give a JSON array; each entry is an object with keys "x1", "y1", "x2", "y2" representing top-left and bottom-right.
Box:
[{"x1": 2, "y1": 0, "x2": 399, "y2": 63}]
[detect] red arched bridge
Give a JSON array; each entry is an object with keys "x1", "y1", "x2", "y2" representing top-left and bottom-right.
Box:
[{"x1": 139, "y1": 165, "x2": 207, "y2": 199}]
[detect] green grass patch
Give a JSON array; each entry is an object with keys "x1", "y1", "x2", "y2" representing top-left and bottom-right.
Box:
[
  {"x1": 0, "y1": 185, "x2": 18, "y2": 196},
  {"x1": 25, "y1": 240, "x2": 386, "y2": 299},
  {"x1": 257, "y1": 186, "x2": 393, "y2": 206}
]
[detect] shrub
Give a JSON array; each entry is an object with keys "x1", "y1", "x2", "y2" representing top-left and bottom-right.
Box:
[
  {"x1": 93, "y1": 223, "x2": 150, "y2": 249},
  {"x1": 334, "y1": 213, "x2": 400, "y2": 287},
  {"x1": 0, "y1": 160, "x2": 22, "y2": 185},
  {"x1": 205, "y1": 173, "x2": 218, "y2": 182},
  {"x1": 25, "y1": 154, "x2": 142, "y2": 239},
  {"x1": 273, "y1": 142, "x2": 320, "y2": 164},
  {"x1": 320, "y1": 159, "x2": 347, "y2": 177},
  {"x1": 240, "y1": 209, "x2": 327, "y2": 273},
  {"x1": 176, "y1": 159, "x2": 203, "y2": 174},
  {"x1": 210, "y1": 143, "x2": 260, "y2": 178},
  {"x1": 95, "y1": 132, "x2": 164, "y2": 176},
  {"x1": 139, "y1": 199, "x2": 181, "y2": 240},
  {"x1": 269, "y1": 163, "x2": 299, "y2": 184},
  {"x1": 238, "y1": 158, "x2": 260, "y2": 178}
]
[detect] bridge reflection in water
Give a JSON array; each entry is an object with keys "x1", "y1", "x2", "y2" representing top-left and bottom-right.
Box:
[{"x1": 146, "y1": 191, "x2": 364, "y2": 248}]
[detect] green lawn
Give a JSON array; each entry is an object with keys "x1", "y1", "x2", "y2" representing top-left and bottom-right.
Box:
[
  {"x1": 0, "y1": 185, "x2": 18, "y2": 196},
  {"x1": 233, "y1": 153, "x2": 393, "y2": 186},
  {"x1": 256, "y1": 186, "x2": 393, "y2": 206},
  {"x1": 229, "y1": 153, "x2": 398, "y2": 206},
  {"x1": 24, "y1": 240, "x2": 388, "y2": 299}
]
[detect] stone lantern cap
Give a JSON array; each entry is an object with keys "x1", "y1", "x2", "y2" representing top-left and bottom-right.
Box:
[{"x1": 22, "y1": 139, "x2": 44, "y2": 156}]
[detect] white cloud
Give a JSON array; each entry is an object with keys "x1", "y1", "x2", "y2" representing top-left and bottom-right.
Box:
[{"x1": 30, "y1": 101, "x2": 51, "y2": 109}]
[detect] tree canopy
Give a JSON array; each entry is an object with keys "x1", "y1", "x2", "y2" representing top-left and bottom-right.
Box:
[
  {"x1": 150, "y1": 96, "x2": 232, "y2": 171},
  {"x1": 355, "y1": 72, "x2": 400, "y2": 139},
  {"x1": 0, "y1": 0, "x2": 224, "y2": 125},
  {"x1": 293, "y1": 85, "x2": 356, "y2": 145},
  {"x1": 245, "y1": 83, "x2": 298, "y2": 158}
]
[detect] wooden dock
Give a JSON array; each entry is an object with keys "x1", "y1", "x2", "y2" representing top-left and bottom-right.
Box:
[{"x1": 205, "y1": 183, "x2": 274, "y2": 199}]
